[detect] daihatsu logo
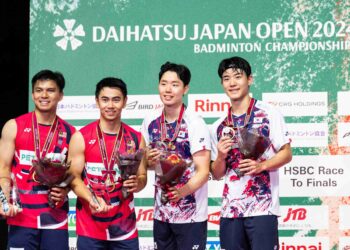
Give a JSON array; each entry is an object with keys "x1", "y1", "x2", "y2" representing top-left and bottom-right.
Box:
[{"x1": 53, "y1": 19, "x2": 85, "y2": 51}]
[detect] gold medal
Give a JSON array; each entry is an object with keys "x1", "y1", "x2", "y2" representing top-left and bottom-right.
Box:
[{"x1": 105, "y1": 175, "x2": 116, "y2": 192}]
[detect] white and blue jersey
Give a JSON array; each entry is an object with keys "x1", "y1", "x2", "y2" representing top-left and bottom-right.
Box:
[
  {"x1": 141, "y1": 108, "x2": 210, "y2": 223},
  {"x1": 211, "y1": 100, "x2": 291, "y2": 218}
]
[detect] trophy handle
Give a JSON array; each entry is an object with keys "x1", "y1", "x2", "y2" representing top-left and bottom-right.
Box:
[
  {"x1": 10, "y1": 174, "x2": 22, "y2": 212},
  {"x1": 122, "y1": 187, "x2": 129, "y2": 199},
  {"x1": 0, "y1": 186, "x2": 10, "y2": 213},
  {"x1": 32, "y1": 171, "x2": 39, "y2": 183},
  {"x1": 88, "y1": 184, "x2": 101, "y2": 208}
]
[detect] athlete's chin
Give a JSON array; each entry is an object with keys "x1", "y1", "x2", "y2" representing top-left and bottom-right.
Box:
[
  {"x1": 36, "y1": 106, "x2": 55, "y2": 113},
  {"x1": 161, "y1": 99, "x2": 183, "y2": 107},
  {"x1": 104, "y1": 116, "x2": 117, "y2": 120},
  {"x1": 228, "y1": 95, "x2": 244, "y2": 102},
  {"x1": 102, "y1": 114, "x2": 120, "y2": 121},
  {"x1": 162, "y1": 100, "x2": 175, "y2": 106}
]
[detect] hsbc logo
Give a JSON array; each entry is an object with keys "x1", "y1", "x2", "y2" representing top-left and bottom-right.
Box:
[{"x1": 208, "y1": 211, "x2": 220, "y2": 225}]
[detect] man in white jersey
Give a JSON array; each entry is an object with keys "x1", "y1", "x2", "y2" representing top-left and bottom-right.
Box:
[
  {"x1": 141, "y1": 62, "x2": 211, "y2": 250},
  {"x1": 210, "y1": 56, "x2": 292, "y2": 250}
]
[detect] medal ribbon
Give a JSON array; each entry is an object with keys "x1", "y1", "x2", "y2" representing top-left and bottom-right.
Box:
[
  {"x1": 96, "y1": 121, "x2": 123, "y2": 184},
  {"x1": 160, "y1": 104, "x2": 185, "y2": 143},
  {"x1": 226, "y1": 98, "x2": 256, "y2": 128},
  {"x1": 32, "y1": 112, "x2": 59, "y2": 159}
]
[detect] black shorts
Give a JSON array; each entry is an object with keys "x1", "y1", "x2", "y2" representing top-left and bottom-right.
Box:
[
  {"x1": 153, "y1": 219, "x2": 207, "y2": 250},
  {"x1": 77, "y1": 235, "x2": 139, "y2": 250},
  {"x1": 220, "y1": 215, "x2": 279, "y2": 250},
  {"x1": 8, "y1": 225, "x2": 69, "y2": 250}
]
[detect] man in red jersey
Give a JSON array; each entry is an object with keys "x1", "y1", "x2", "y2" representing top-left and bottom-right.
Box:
[
  {"x1": 0, "y1": 69, "x2": 75, "y2": 250},
  {"x1": 68, "y1": 77, "x2": 147, "y2": 249}
]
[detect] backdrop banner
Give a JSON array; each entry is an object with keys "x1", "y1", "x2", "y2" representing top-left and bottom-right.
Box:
[{"x1": 30, "y1": 1, "x2": 350, "y2": 249}]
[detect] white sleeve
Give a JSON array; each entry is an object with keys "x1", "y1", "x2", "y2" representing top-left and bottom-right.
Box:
[
  {"x1": 140, "y1": 117, "x2": 150, "y2": 145},
  {"x1": 269, "y1": 107, "x2": 291, "y2": 151},
  {"x1": 188, "y1": 115, "x2": 211, "y2": 155},
  {"x1": 210, "y1": 122, "x2": 219, "y2": 161}
]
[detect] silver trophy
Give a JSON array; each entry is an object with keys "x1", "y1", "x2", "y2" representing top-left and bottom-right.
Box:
[
  {"x1": 0, "y1": 174, "x2": 22, "y2": 213},
  {"x1": 0, "y1": 185, "x2": 9, "y2": 213}
]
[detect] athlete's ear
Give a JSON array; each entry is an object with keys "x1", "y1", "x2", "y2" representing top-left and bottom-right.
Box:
[
  {"x1": 184, "y1": 85, "x2": 189, "y2": 96},
  {"x1": 59, "y1": 92, "x2": 64, "y2": 101},
  {"x1": 248, "y1": 75, "x2": 253, "y2": 87},
  {"x1": 123, "y1": 96, "x2": 128, "y2": 108},
  {"x1": 95, "y1": 97, "x2": 100, "y2": 108}
]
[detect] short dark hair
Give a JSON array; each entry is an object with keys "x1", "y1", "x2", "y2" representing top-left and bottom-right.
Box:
[
  {"x1": 218, "y1": 56, "x2": 252, "y2": 78},
  {"x1": 159, "y1": 61, "x2": 191, "y2": 86},
  {"x1": 31, "y1": 69, "x2": 65, "y2": 92},
  {"x1": 95, "y1": 77, "x2": 127, "y2": 98}
]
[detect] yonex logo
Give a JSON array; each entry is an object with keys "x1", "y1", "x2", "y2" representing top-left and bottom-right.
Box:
[
  {"x1": 24, "y1": 128, "x2": 31, "y2": 133},
  {"x1": 89, "y1": 139, "x2": 96, "y2": 144},
  {"x1": 53, "y1": 19, "x2": 85, "y2": 51}
]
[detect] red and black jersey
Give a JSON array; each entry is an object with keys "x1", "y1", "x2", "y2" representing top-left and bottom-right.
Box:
[
  {"x1": 76, "y1": 120, "x2": 141, "y2": 241},
  {"x1": 7, "y1": 112, "x2": 75, "y2": 229}
]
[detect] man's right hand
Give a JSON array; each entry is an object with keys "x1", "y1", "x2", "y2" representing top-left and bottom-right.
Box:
[
  {"x1": 0, "y1": 204, "x2": 21, "y2": 218},
  {"x1": 217, "y1": 136, "x2": 234, "y2": 160},
  {"x1": 88, "y1": 195, "x2": 112, "y2": 214},
  {"x1": 146, "y1": 148, "x2": 162, "y2": 168}
]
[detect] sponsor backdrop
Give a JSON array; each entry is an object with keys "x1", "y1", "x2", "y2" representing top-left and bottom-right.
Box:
[{"x1": 29, "y1": 1, "x2": 350, "y2": 249}]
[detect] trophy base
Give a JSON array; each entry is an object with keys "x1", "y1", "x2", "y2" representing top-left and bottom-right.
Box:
[
  {"x1": 160, "y1": 191, "x2": 169, "y2": 205},
  {"x1": 122, "y1": 187, "x2": 129, "y2": 199},
  {"x1": 233, "y1": 168, "x2": 244, "y2": 177}
]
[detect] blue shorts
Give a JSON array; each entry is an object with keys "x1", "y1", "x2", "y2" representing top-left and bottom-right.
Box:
[
  {"x1": 153, "y1": 219, "x2": 207, "y2": 250},
  {"x1": 77, "y1": 235, "x2": 139, "y2": 250},
  {"x1": 220, "y1": 215, "x2": 279, "y2": 250},
  {"x1": 8, "y1": 225, "x2": 68, "y2": 250}
]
